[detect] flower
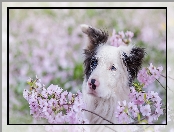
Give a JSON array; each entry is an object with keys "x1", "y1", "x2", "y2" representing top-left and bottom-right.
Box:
[
  {"x1": 118, "y1": 31, "x2": 125, "y2": 38},
  {"x1": 137, "y1": 64, "x2": 163, "y2": 88},
  {"x1": 140, "y1": 104, "x2": 151, "y2": 116},
  {"x1": 23, "y1": 77, "x2": 89, "y2": 124},
  {"x1": 125, "y1": 31, "x2": 134, "y2": 38},
  {"x1": 110, "y1": 29, "x2": 133, "y2": 47},
  {"x1": 118, "y1": 112, "x2": 129, "y2": 124}
]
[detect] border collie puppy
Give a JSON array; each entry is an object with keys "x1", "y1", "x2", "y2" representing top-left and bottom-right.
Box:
[{"x1": 81, "y1": 24, "x2": 145, "y2": 124}]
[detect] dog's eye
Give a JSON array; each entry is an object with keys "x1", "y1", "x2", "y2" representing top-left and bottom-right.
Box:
[
  {"x1": 90, "y1": 57, "x2": 98, "y2": 71},
  {"x1": 110, "y1": 65, "x2": 117, "y2": 71}
]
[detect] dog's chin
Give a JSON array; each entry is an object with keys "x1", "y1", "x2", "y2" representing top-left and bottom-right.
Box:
[
  {"x1": 87, "y1": 90, "x2": 97, "y2": 96},
  {"x1": 87, "y1": 89, "x2": 102, "y2": 98},
  {"x1": 87, "y1": 88, "x2": 108, "y2": 99}
]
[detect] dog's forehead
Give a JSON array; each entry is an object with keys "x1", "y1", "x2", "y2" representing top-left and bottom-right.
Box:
[{"x1": 96, "y1": 45, "x2": 120, "y2": 60}]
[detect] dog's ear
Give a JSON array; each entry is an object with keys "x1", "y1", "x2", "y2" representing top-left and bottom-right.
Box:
[
  {"x1": 80, "y1": 24, "x2": 108, "y2": 51},
  {"x1": 122, "y1": 47, "x2": 145, "y2": 86},
  {"x1": 81, "y1": 24, "x2": 108, "y2": 80}
]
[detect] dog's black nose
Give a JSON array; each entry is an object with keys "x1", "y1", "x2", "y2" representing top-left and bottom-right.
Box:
[
  {"x1": 91, "y1": 79, "x2": 96, "y2": 90},
  {"x1": 88, "y1": 78, "x2": 100, "y2": 91},
  {"x1": 91, "y1": 79, "x2": 96, "y2": 85}
]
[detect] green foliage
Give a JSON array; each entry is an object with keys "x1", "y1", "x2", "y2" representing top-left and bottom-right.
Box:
[{"x1": 73, "y1": 63, "x2": 83, "y2": 80}]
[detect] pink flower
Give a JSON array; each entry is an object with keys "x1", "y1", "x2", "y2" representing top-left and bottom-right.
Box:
[
  {"x1": 140, "y1": 104, "x2": 151, "y2": 116},
  {"x1": 68, "y1": 92, "x2": 72, "y2": 101},
  {"x1": 118, "y1": 31, "x2": 125, "y2": 38},
  {"x1": 118, "y1": 112, "x2": 129, "y2": 124},
  {"x1": 110, "y1": 29, "x2": 127, "y2": 47},
  {"x1": 138, "y1": 65, "x2": 161, "y2": 88},
  {"x1": 149, "y1": 63, "x2": 156, "y2": 73},
  {"x1": 148, "y1": 63, "x2": 163, "y2": 79},
  {"x1": 128, "y1": 102, "x2": 139, "y2": 118},
  {"x1": 155, "y1": 107, "x2": 163, "y2": 117},
  {"x1": 125, "y1": 31, "x2": 134, "y2": 38},
  {"x1": 47, "y1": 84, "x2": 57, "y2": 95},
  {"x1": 157, "y1": 66, "x2": 163, "y2": 73},
  {"x1": 41, "y1": 88, "x2": 48, "y2": 98},
  {"x1": 23, "y1": 89, "x2": 29, "y2": 101}
]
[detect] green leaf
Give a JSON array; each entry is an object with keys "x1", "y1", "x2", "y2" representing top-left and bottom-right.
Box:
[
  {"x1": 124, "y1": 107, "x2": 128, "y2": 113},
  {"x1": 140, "y1": 119, "x2": 148, "y2": 124},
  {"x1": 27, "y1": 81, "x2": 33, "y2": 87},
  {"x1": 137, "y1": 113, "x2": 141, "y2": 122},
  {"x1": 144, "y1": 93, "x2": 147, "y2": 101}
]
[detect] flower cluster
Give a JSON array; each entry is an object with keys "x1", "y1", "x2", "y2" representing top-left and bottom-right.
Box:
[
  {"x1": 110, "y1": 29, "x2": 134, "y2": 47},
  {"x1": 137, "y1": 63, "x2": 163, "y2": 88},
  {"x1": 115, "y1": 86, "x2": 163, "y2": 124},
  {"x1": 115, "y1": 63, "x2": 164, "y2": 124},
  {"x1": 23, "y1": 76, "x2": 89, "y2": 124}
]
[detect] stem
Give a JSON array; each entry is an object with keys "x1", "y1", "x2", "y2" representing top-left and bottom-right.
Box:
[
  {"x1": 155, "y1": 79, "x2": 166, "y2": 90},
  {"x1": 161, "y1": 74, "x2": 174, "y2": 81},
  {"x1": 148, "y1": 71, "x2": 166, "y2": 90},
  {"x1": 82, "y1": 109, "x2": 114, "y2": 124},
  {"x1": 161, "y1": 74, "x2": 166, "y2": 78},
  {"x1": 128, "y1": 116, "x2": 146, "y2": 124}
]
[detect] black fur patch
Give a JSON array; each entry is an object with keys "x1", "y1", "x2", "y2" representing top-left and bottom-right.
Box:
[
  {"x1": 83, "y1": 27, "x2": 108, "y2": 80},
  {"x1": 84, "y1": 49, "x2": 97, "y2": 80},
  {"x1": 122, "y1": 47, "x2": 145, "y2": 86},
  {"x1": 87, "y1": 27, "x2": 108, "y2": 47}
]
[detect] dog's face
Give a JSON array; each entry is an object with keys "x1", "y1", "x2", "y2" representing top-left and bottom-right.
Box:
[{"x1": 81, "y1": 24, "x2": 145, "y2": 99}]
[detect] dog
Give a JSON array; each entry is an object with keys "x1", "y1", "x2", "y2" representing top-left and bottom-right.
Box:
[{"x1": 81, "y1": 24, "x2": 145, "y2": 124}]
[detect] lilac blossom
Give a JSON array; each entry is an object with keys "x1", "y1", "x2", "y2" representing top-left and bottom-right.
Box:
[
  {"x1": 23, "y1": 77, "x2": 89, "y2": 124},
  {"x1": 110, "y1": 29, "x2": 132, "y2": 47},
  {"x1": 115, "y1": 81, "x2": 164, "y2": 124},
  {"x1": 137, "y1": 63, "x2": 163, "y2": 88},
  {"x1": 140, "y1": 104, "x2": 151, "y2": 116}
]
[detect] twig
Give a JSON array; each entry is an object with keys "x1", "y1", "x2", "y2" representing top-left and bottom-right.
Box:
[
  {"x1": 104, "y1": 126, "x2": 118, "y2": 132},
  {"x1": 161, "y1": 74, "x2": 174, "y2": 81},
  {"x1": 155, "y1": 79, "x2": 166, "y2": 90},
  {"x1": 161, "y1": 74, "x2": 166, "y2": 78},
  {"x1": 160, "y1": 74, "x2": 174, "y2": 93},
  {"x1": 148, "y1": 72, "x2": 166, "y2": 90},
  {"x1": 82, "y1": 109, "x2": 114, "y2": 124}
]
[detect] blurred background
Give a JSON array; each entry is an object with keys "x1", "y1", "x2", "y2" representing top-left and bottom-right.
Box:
[{"x1": 8, "y1": 8, "x2": 166, "y2": 124}]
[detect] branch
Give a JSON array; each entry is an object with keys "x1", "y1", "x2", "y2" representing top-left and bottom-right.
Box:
[
  {"x1": 161, "y1": 74, "x2": 174, "y2": 81},
  {"x1": 155, "y1": 78, "x2": 166, "y2": 90},
  {"x1": 82, "y1": 109, "x2": 114, "y2": 124},
  {"x1": 160, "y1": 74, "x2": 174, "y2": 93},
  {"x1": 148, "y1": 72, "x2": 166, "y2": 90}
]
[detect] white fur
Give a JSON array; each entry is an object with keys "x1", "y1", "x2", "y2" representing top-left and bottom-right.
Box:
[
  {"x1": 82, "y1": 44, "x2": 132, "y2": 124},
  {"x1": 80, "y1": 24, "x2": 90, "y2": 34}
]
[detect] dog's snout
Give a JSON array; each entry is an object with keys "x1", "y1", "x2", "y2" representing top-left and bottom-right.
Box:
[
  {"x1": 91, "y1": 79, "x2": 96, "y2": 85},
  {"x1": 88, "y1": 78, "x2": 100, "y2": 90}
]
